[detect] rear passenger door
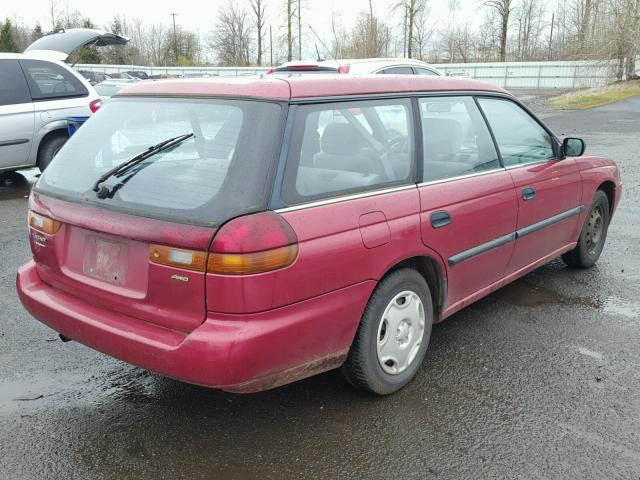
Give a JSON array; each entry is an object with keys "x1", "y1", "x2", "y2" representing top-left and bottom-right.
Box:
[
  {"x1": 0, "y1": 59, "x2": 35, "y2": 170},
  {"x1": 417, "y1": 96, "x2": 518, "y2": 314},
  {"x1": 477, "y1": 97, "x2": 582, "y2": 275}
]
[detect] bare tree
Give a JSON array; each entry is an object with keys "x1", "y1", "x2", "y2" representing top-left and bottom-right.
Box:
[
  {"x1": 346, "y1": 6, "x2": 390, "y2": 58},
  {"x1": 393, "y1": 0, "x2": 428, "y2": 58},
  {"x1": 514, "y1": 0, "x2": 546, "y2": 60},
  {"x1": 208, "y1": 2, "x2": 252, "y2": 66},
  {"x1": 286, "y1": 0, "x2": 294, "y2": 61},
  {"x1": 250, "y1": 0, "x2": 266, "y2": 66},
  {"x1": 412, "y1": 8, "x2": 433, "y2": 60},
  {"x1": 482, "y1": 0, "x2": 513, "y2": 61}
]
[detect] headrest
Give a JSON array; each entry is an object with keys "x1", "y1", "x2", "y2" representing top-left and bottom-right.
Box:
[
  {"x1": 320, "y1": 123, "x2": 361, "y2": 155},
  {"x1": 423, "y1": 117, "x2": 463, "y2": 155}
]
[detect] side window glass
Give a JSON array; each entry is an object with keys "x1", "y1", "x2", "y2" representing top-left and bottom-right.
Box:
[
  {"x1": 380, "y1": 66, "x2": 414, "y2": 75},
  {"x1": 477, "y1": 98, "x2": 555, "y2": 166},
  {"x1": 283, "y1": 99, "x2": 414, "y2": 203},
  {"x1": 414, "y1": 67, "x2": 438, "y2": 76},
  {"x1": 420, "y1": 96, "x2": 500, "y2": 182},
  {"x1": 20, "y1": 59, "x2": 88, "y2": 100},
  {"x1": 0, "y1": 60, "x2": 31, "y2": 106}
]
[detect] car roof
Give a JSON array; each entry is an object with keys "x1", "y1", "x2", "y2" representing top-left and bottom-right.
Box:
[{"x1": 117, "y1": 75, "x2": 508, "y2": 100}]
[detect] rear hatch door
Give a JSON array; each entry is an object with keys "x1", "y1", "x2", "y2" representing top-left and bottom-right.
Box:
[{"x1": 24, "y1": 28, "x2": 129, "y2": 62}]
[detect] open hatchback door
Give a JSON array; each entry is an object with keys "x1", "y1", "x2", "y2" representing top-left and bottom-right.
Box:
[{"x1": 24, "y1": 28, "x2": 129, "y2": 62}]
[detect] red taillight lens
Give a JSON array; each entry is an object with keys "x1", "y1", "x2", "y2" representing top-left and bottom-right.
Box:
[
  {"x1": 264, "y1": 68, "x2": 274, "y2": 75},
  {"x1": 89, "y1": 98, "x2": 102, "y2": 113},
  {"x1": 337, "y1": 64, "x2": 350, "y2": 74},
  {"x1": 208, "y1": 212, "x2": 298, "y2": 275}
]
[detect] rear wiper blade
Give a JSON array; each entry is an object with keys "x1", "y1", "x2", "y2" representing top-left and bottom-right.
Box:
[{"x1": 92, "y1": 133, "x2": 194, "y2": 198}]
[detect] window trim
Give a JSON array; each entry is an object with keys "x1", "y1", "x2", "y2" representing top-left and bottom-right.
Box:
[{"x1": 275, "y1": 97, "x2": 418, "y2": 208}]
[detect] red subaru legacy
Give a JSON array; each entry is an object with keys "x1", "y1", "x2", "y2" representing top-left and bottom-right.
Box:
[{"x1": 17, "y1": 75, "x2": 621, "y2": 394}]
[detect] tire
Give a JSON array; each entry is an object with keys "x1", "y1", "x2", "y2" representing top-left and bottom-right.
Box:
[
  {"x1": 342, "y1": 268, "x2": 433, "y2": 395},
  {"x1": 562, "y1": 190, "x2": 610, "y2": 268},
  {"x1": 37, "y1": 134, "x2": 68, "y2": 172}
]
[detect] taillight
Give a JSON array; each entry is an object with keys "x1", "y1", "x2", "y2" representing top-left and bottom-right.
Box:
[
  {"x1": 208, "y1": 212, "x2": 298, "y2": 275},
  {"x1": 337, "y1": 64, "x2": 350, "y2": 74},
  {"x1": 28, "y1": 210, "x2": 61, "y2": 235},
  {"x1": 89, "y1": 98, "x2": 102, "y2": 113},
  {"x1": 264, "y1": 68, "x2": 274, "y2": 75}
]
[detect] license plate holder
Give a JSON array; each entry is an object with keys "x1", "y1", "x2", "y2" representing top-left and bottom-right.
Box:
[{"x1": 83, "y1": 236, "x2": 128, "y2": 285}]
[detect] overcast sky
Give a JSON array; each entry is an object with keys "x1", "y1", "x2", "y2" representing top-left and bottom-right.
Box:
[
  {"x1": 8, "y1": 0, "x2": 485, "y2": 37},
  {"x1": 8, "y1": 0, "x2": 555, "y2": 59}
]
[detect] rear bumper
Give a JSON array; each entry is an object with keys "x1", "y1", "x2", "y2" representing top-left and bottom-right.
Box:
[{"x1": 17, "y1": 260, "x2": 374, "y2": 392}]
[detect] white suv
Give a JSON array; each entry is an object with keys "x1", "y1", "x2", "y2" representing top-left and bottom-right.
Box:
[{"x1": 0, "y1": 29, "x2": 127, "y2": 173}]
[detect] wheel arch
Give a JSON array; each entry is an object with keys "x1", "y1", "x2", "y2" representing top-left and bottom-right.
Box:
[
  {"x1": 596, "y1": 180, "x2": 616, "y2": 216},
  {"x1": 36, "y1": 128, "x2": 68, "y2": 168},
  {"x1": 384, "y1": 255, "x2": 447, "y2": 322}
]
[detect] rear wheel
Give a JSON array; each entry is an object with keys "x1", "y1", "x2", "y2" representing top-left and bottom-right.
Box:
[
  {"x1": 37, "y1": 133, "x2": 68, "y2": 172},
  {"x1": 562, "y1": 190, "x2": 610, "y2": 268},
  {"x1": 342, "y1": 268, "x2": 433, "y2": 395}
]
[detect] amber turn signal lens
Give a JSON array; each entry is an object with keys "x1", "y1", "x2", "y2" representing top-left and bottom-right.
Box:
[
  {"x1": 149, "y1": 244, "x2": 208, "y2": 272},
  {"x1": 28, "y1": 210, "x2": 62, "y2": 235},
  {"x1": 207, "y1": 244, "x2": 298, "y2": 275}
]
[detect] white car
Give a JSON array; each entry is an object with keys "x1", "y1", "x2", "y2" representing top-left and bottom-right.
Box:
[
  {"x1": 268, "y1": 58, "x2": 442, "y2": 76},
  {"x1": 0, "y1": 28, "x2": 128, "y2": 173}
]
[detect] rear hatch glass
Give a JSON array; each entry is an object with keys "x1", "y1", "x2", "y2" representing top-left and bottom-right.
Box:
[{"x1": 36, "y1": 97, "x2": 284, "y2": 226}]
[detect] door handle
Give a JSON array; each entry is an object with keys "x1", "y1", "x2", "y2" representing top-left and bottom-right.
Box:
[
  {"x1": 430, "y1": 211, "x2": 451, "y2": 228},
  {"x1": 522, "y1": 187, "x2": 536, "y2": 201}
]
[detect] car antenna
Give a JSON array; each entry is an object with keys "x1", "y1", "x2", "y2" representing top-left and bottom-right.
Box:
[
  {"x1": 314, "y1": 44, "x2": 324, "y2": 62},
  {"x1": 308, "y1": 25, "x2": 334, "y2": 61}
]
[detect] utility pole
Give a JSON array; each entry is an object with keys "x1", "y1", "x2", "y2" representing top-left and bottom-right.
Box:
[
  {"x1": 402, "y1": 2, "x2": 408, "y2": 58},
  {"x1": 548, "y1": 12, "x2": 555, "y2": 60},
  {"x1": 170, "y1": 13, "x2": 178, "y2": 65},
  {"x1": 298, "y1": 0, "x2": 302, "y2": 60},
  {"x1": 270, "y1": 25, "x2": 273, "y2": 66}
]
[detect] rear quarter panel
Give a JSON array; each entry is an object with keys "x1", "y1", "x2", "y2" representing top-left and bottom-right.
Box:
[{"x1": 205, "y1": 188, "x2": 447, "y2": 314}]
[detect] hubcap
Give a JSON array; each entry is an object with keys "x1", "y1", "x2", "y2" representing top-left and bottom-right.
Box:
[
  {"x1": 376, "y1": 291, "x2": 426, "y2": 375},
  {"x1": 585, "y1": 206, "x2": 604, "y2": 254}
]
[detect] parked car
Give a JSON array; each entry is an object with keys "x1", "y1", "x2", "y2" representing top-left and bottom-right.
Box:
[
  {"x1": 79, "y1": 70, "x2": 112, "y2": 85},
  {"x1": 267, "y1": 58, "x2": 441, "y2": 76},
  {"x1": 17, "y1": 75, "x2": 621, "y2": 395},
  {"x1": 126, "y1": 70, "x2": 150, "y2": 80},
  {"x1": 94, "y1": 79, "x2": 136, "y2": 99},
  {"x1": 108, "y1": 72, "x2": 139, "y2": 80},
  {"x1": 0, "y1": 29, "x2": 128, "y2": 173}
]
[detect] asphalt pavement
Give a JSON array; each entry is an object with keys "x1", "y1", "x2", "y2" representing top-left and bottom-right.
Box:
[{"x1": 0, "y1": 96, "x2": 639, "y2": 480}]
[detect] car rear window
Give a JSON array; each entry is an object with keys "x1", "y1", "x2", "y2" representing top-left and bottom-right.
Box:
[{"x1": 36, "y1": 97, "x2": 284, "y2": 226}]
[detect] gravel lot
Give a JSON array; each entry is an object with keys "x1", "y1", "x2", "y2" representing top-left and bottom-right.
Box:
[{"x1": 1, "y1": 95, "x2": 639, "y2": 480}]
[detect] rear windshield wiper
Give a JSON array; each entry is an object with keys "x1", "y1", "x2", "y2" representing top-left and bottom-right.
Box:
[{"x1": 92, "y1": 133, "x2": 194, "y2": 199}]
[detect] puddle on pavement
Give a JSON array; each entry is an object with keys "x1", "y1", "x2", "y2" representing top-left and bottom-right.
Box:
[
  {"x1": 497, "y1": 281, "x2": 639, "y2": 319},
  {"x1": 0, "y1": 169, "x2": 37, "y2": 201}
]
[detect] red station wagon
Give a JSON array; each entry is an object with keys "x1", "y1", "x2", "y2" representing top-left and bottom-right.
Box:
[{"x1": 17, "y1": 75, "x2": 622, "y2": 394}]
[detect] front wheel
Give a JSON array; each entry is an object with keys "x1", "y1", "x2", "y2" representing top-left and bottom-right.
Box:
[
  {"x1": 562, "y1": 190, "x2": 610, "y2": 268},
  {"x1": 342, "y1": 269, "x2": 433, "y2": 395}
]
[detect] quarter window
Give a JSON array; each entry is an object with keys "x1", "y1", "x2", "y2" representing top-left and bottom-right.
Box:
[
  {"x1": 282, "y1": 99, "x2": 414, "y2": 204},
  {"x1": 414, "y1": 67, "x2": 438, "y2": 76},
  {"x1": 20, "y1": 59, "x2": 88, "y2": 100},
  {"x1": 0, "y1": 60, "x2": 31, "y2": 106},
  {"x1": 420, "y1": 96, "x2": 500, "y2": 182},
  {"x1": 380, "y1": 67, "x2": 414, "y2": 75},
  {"x1": 477, "y1": 98, "x2": 555, "y2": 166}
]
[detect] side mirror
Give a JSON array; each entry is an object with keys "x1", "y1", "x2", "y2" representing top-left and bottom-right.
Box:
[{"x1": 562, "y1": 137, "x2": 585, "y2": 157}]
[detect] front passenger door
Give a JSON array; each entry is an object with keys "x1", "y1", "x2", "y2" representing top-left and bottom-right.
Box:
[
  {"x1": 477, "y1": 97, "x2": 583, "y2": 275},
  {"x1": 0, "y1": 59, "x2": 35, "y2": 170}
]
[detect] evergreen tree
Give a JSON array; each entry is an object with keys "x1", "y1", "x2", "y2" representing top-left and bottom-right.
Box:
[{"x1": 0, "y1": 18, "x2": 18, "y2": 52}]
